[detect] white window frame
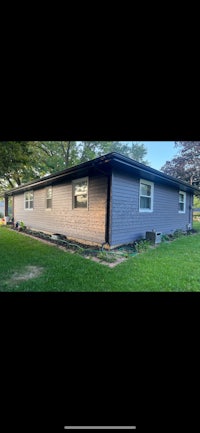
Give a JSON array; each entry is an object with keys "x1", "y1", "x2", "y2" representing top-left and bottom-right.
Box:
[
  {"x1": 46, "y1": 186, "x2": 53, "y2": 210},
  {"x1": 24, "y1": 190, "x2": 34, "y2": 210},
  {"x1": 72, "y1": 177, "x2": 88, "y2": 209},
  {"x1": 179, "y1": 191, "x2": 186, "y2": 213},
  {"x1": 139, "y1": 179, "x2": 154, "y2": 213}
]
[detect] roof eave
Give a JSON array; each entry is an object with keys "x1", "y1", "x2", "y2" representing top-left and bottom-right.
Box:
[
  {"x1": 4, "y1": 152, "x2": 199, "y2": 196},
  {"x1": 110, "y1": 153, "x2": 199, "y2": 194}
]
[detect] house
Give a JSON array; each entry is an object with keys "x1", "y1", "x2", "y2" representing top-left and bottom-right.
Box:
[
  {"x1": 4, "y1": 152, "x2": 199, "y2": 248},
  {"x1": 0, "y1": 199, "x2": 4, "y2": 215},
  {"x1": 0, "y1": 198, "x2": 12, "y2": 218}
]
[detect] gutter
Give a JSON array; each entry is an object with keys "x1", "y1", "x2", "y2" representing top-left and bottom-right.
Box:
[
  {"x1": 4, "y1": 154, "x2": 111, "y2": 196},
  {"x1": 4, "y1": 152, "x2": 199, "y2": 196},
  {"x1": 111, "y1": 154, "x2": 199, "y2": 194}
]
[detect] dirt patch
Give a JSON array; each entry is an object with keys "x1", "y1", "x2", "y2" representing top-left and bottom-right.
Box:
[
  {"x1": 85, "y1": 256, "x2": 126, "y2": 268},
  {"x1": 9, "y1": 266, "x2": 43, "y2": 284}
]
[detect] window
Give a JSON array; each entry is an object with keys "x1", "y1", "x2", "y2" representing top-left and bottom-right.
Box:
[
  {"x1": 179, "y1": 191, "x2": 186, "y2": 213},
  {"x1": 72, "y1": 177, "x2": 88, "y2": 209},
  {"x1": 46, "y1": 187, "x2": 52, "y2": 209},
  {"x1": 139, "y1": 179, "x2": 154, "y2": 212},
  {"x1": 24, "y1": 191, "x2": 34, "y2": 209}
]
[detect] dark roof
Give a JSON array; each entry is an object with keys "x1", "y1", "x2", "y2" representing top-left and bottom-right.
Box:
[{"x1": 5, "y1": 152, "x2": 199, "y2": 196}]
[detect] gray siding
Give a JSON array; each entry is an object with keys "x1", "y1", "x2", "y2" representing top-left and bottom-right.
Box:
[
  {"x1": 110, "y1": 170, "x2": 193, "y2": 246},
  {"x1": 14, "y1": 175, "x2": 108, "y2": 244}
]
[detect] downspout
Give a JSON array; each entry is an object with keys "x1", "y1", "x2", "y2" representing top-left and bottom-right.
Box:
[
  {"x1": 189, "y1": 194, "x2": 191, "y2": 225},
  {"x1": 4, "y1": 193, "x2": 8, "y2": 217},
  {"x1": 105, "y1": 174, "x2": 111, "y2": 245},
  {"x1": 189, "y1": 193, "x2": 193, "y2": 227},
  {"x1": 188, "y1": 193, "x2": 192, "y2": 230},
  {"x1": 12, "y1": 194, "x2": 14, "y2": 222},
  {"x1": 91, "y1": 163, "x2": 111, "y2": 247}
]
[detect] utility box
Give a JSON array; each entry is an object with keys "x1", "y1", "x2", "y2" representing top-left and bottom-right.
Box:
[{"x1": 146, "y1": 231, "x2": 162, "y2": 244}]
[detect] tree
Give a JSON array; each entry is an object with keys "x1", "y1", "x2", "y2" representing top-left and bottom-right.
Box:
[
  {"x1": 78, "y1": 141, "x2": 149, "y2": 164},
  {"x1": 193, "y1": 195, "x2": 200, "y2": 208},
  {"x1": 0, "y1": 141, "x2": 149, "y2": 193},
  {"x1": 128, "y1": 142, "x2": 149, "y2": 164},
  {"x1": 0, "y1": 142, "x2": 35, "y2": 191},
  {"x1": 175, "y1": 141, "x2": 200, "y2": 158},
  {"x1": 29, "y1": 141, "x2": 78, "y2": 173},
  {"x1": 0, "y1": 141, "x2": 78, "y2": 193},
  {"x1": 161, "y1": 141, "x2": 200, "y2": 188}
]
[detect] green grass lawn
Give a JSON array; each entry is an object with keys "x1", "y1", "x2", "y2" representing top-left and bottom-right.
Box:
[{"x1": 1, "y1": 224, "x2": 200, "y2": 291}]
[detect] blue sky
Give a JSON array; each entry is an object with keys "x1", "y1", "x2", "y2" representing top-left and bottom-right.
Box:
[{"x1": 136, "y1": 141, "x2": 177, "y2": 170}]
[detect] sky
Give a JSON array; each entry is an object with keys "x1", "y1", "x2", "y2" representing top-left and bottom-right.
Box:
[{"x1": 139, "y1": 141, "x2": 177, "y2": 170}]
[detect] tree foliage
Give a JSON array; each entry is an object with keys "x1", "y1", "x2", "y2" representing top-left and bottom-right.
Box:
[
  {"x1": 98, "y1": 141, "x2": 149, "y2": 164},
  {"x1": 0, "y1": 142, "x2": 35, "y2": 189},
  {"x1": 175, "y1": 141, "x2": 200, "y2": 158},
  {"x1": 161, "y1": 141, "x2": 200, "y2": 188},
  {"x1": 0, "y1": 141, "x2": 149, "y2": 193},
  {"x1": 193, "y1": 195, "x2": 200, "y2": 208}
]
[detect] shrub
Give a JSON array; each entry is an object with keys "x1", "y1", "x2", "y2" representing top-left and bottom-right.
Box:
[
  {"x1": 134, "y1": 239, "x2": 150, "y2": 253},
  {"x1": 0, "y1": 212, "x2": 4, "y2": 218},
  {"x1": 161, "y1": 234, "x2": 170, "y2": 242},
  {"x1": 173, "y1": 229, "x2": 185, "y2": 239},
  {"x1": 19, "y1": 221, "x2": 26, "y2": 230}
]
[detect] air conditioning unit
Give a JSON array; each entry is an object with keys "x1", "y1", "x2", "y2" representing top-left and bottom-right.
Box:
[{"x1": 146, "y1": 231, "x2": 162, "y2": 244}]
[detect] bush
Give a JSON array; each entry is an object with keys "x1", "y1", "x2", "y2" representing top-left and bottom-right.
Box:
[
  {"x1": 173, "y1": 229, "x2": 185, "y2": 239},
  {"x1": 15, "y1": 221, "x2": 26, "y2": 231},
  {"x1": 134, "y1": 239, "x2": 150, "y2": 253},
  {"x1": 0, "y1": 212, "x2": 4, "y2": 218},
  {"x1": 161, "y1": 234, "x2": 170, "y2": 242}
]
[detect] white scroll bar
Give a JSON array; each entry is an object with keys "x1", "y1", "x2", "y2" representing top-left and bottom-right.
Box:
[{"x1": 64, "y1": 427, "x2": 136, "y2": 430}]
